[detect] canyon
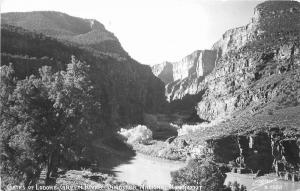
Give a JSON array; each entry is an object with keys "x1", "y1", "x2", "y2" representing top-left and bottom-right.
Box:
[
  {"x1": 151, "y1": 0, "x2": 300, "y2": 181},
  {"x1": 153, "y1": 1, "x2": 300, "y2": 122},
  {"x1": 1, "y1": 0, "x2": 300, "y2": 189}
]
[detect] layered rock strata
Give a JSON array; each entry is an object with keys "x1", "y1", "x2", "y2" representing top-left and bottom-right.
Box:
[
  {"x1": 152, "y1": 50, "x2": 217, "y2": 101},
  {"x1": 197, "y1": 1, "x2": 300, "y2": 121}
]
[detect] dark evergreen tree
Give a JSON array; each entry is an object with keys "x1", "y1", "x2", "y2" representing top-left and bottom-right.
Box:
[{"x1": 0, "y1": 57, "x2": 102, "y2": 189}]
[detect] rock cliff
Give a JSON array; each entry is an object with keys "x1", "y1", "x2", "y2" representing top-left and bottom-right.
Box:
[
  {"x1": 152, "y1": 50, "x2": 217, "y2": 101},
  {"x1": 163, "y1": 1, "x2": 300, "y2": 176},
  {"x1": 152, "y1": 1, "x2": 300, "y2": 117},
  {"x1": 197, "y1": 1, "x2": 300, "y2": 121},
  {"x1": 205, "y1": 128, "x2": 299, "y2": 178},
  {"x1": 151, "y1": 61, "x2": 174, "y2": 84},
  {"x1": 212, "y1": 1, "x2": 300, "y2": 56},
  {"x1": 178, "y1": 104, "x2": 300, "y2": 175}
]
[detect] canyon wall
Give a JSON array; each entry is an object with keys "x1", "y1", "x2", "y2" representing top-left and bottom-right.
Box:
[
  {"x1": 212, "y1": 1, "x2": 300, "y2": 56},
  {"x1": 197, "y1": 1, "x2": 300, "y2": 121},
  {"x1": 152, "y1": 1, "x2": 300, "y2": 118},
  {"x1": 1, "y1": 13, "x2": 167, "y2": 129},
  {"x1": 152, "y1": 50, "x2": 217, "y2": 101},
  {"x1": 205, "y1": 128, "x2": 300, "y2": 178}
]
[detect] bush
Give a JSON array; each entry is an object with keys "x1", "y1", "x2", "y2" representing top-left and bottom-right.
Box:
[
  {"x1": 118, "y1": 125, "x2": 152, "y2": 144},
  {"x1": 157, "y1": 146, "x2": 183, "y2": 160},
  {"x1": 171, "y1": 159, "x2": 226, "y2": 191},
  {"x1": 224, "y1": 181, "x2": 247, "y2": 191},
  {"x1": 177, "y1": 117, "x2": 228, "y2": 136}
]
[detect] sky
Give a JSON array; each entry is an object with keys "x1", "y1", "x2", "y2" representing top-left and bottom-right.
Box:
[{"x1": 1, "y1": 0, "x2": 266, "y2": 65}]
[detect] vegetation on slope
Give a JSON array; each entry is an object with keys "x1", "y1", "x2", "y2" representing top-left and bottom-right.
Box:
[
  {"x1": 0, "y1": 58, "x2": 103, "y2": 188},
  {"x1": 171, "y1": 158, "x2": 247, "y2": 191},
  {"x1": 1, "y1": 24, "x2": 167, "y2": 129}
]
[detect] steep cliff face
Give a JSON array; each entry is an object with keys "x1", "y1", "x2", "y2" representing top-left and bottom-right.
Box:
[
  {"x1": 151, "y1": 61, "x2": 174, "y2": 84},
  {"x1": 205, "y1": 129, "x2": 300, "y2": 176},
  {"x1": 212, "y1": 1, "x2": 300, "y2": 56},
  {"x1": 152, "y1": 50, "x2": 217, "y2": 101},
  {"x1": 1, "y1": 11, "x2": 128, "y2": 57},
  {"x1": 1, "y1": 23, "x2": 166, "y2": 128},
  {"x1": 197, "y1": 1, "x2": 300, "y2": 121}
]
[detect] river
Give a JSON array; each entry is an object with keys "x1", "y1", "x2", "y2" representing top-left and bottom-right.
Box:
[
  {"x1": 225, "y1": 172, "x2": 300, "y2": 191},
  {"x1": 113, "y1": 153, "x2": 300, "y2": 190},
  {"x1": 113, "y1": 153, "x2": 186, "y2": 187}
]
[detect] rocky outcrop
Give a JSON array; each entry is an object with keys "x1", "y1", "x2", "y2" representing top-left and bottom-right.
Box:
[
  {"x1": 151, "y1": 61, "x2": 174, "y2": 84},
  {"x1": 270, "y1": 127, "x2": 300, "y2": 179},
  {"x1": 204, "y1": 129, "x2": 300, "y2": 177},
  {"x1": 1, "y1": 11, "x2": 128, "y2": 57},
  {"x1": 197, "y1": 1, "x2": 300, "y2": 121},
  {"x1": 152, "y1": 50, "x2": 217, "y2": 101},
  {"x1": 212, "y1": 1, "x2": 300, "y2": 56}
]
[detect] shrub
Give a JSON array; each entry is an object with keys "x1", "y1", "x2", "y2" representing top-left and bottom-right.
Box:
[
  {"x1": 157, "y1": 146, "x2": 183, "y2": 160},
  {"x1": 171, "y1": 159, "x2": 226, "y2": 191},
  {"x1": 225, "y1": 181, "x2": 247, "y2": 191},
  {"x1": 118, "y1": 125, "x2": 152, "y2": 144}
]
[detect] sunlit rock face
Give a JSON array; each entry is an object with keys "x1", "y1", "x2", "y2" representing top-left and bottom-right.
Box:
[
  {"x1": 151, "y1": 61, "x2": 174, "y2": 84},
  {"x1": 153, "y1": 1, "x2": 300, "y2": 108},
  {"x1": 171, "y1": 50, "x2": 216, "y2": 81},
  {"x1": 196, "y1": 0, "x2": 300, "y2": 121},
  {"x1": 212, "y1": 1, "x2": 300, "y2": 56},
  {"x1": 152, "y1": 50, "x2": 217, "y2": 101}
]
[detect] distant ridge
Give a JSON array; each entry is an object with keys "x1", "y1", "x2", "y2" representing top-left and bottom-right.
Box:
[
  {"x1": 152, "y1": 50, "x2": 217, "y2": 101},
  {"x1": 1, "y1": 11, "x2": 128, "y2": 57}
]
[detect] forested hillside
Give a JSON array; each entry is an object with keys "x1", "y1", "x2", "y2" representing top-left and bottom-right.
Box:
[{"x1": 1, "y1": 24, "x2": 166, "y2": 127}]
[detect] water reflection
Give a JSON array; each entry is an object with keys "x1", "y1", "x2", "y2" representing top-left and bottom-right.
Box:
[{"x1": 113, "y1": 153, "x2": 186, "y2": 186}]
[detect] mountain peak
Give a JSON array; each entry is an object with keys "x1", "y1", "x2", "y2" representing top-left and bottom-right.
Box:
[{"x1": 87, "y1": 19, "x2": 105, "y2": 30}]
